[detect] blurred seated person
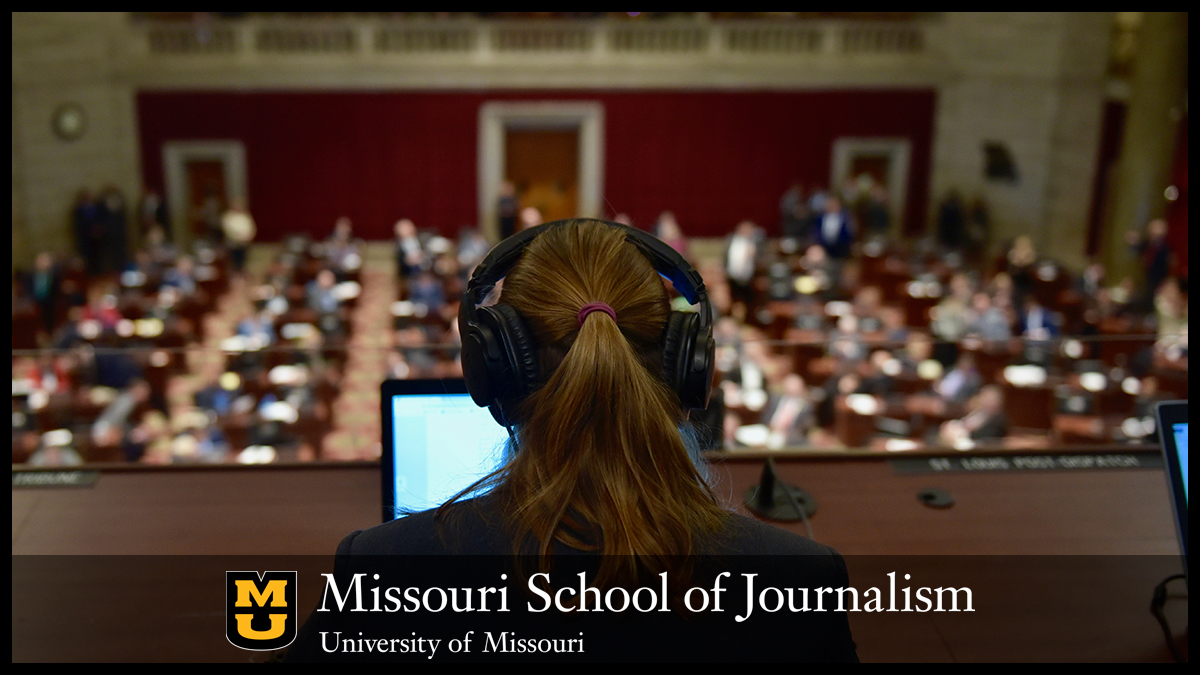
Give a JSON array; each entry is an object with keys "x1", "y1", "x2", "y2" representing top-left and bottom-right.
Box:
[
  {"x1": 386, "y1": 350, "x2": 412, "y2": 380},
  {"x1": 327, "y1": 217, "x2": 362, "y2": 275},
  {"x1": 721, "y1": 335, "x2": 775, "y2": 414},
  {"x1": 880, "y1": 305, "x2": 909, "y2": 345},
  {"x1": 812, "y1": 196, "x2": 854, "y2": 260},
  {"x1": 939, "y1": 385, "x2": 1008, "y2": 445},
  {"x1": 27, "y1": 439, "x2": 84, "y2": 467},
  {"x1": 1018, "y1": 295, "x2": 1060, "y2": 342},
  {"x1": 307, "y1": 269, "x2": 341, "y2": 316},
  {"x1": 408, "y1": 270, "x2": 447, "y2": 314},
  {"x1": 654, "y1": 211, "x2": 690, "y2": 258},
  {"x1": 237, "y1": 310, "x2": 277, "y2": 347},
  {"x1": 171, "y1": 423, "x2": 230, "y2": 464},
  {"x1": 82, "y1": 286, "x2": 124, "y2": 331},
  {"x1": 124, "y1": 249, "x2": 164, "y2": 289},
  {"x1": 966, "y1": 291, "x2": 1012, "y2": 343},
  {"x1": 1076, "y1": 261, "x2": 1107, "y2": 303},
  {"x1": 20, "y1": 353, "x2": 74, "y2": 395},
  {"x1": 123, "y1": 410, "x2": 168, "y2": 463},
  {"x1": 1154, "y1": 277, "x2": 1187, "y2": 344},
  {"x1": 828, "y1": 314, "x2": 868, "y2": 364},
  {"x1": 519, "y1": 206, "x2": 543, "y2": 231},
  {"x1": 764, "y1": 374, "x2": 815, "y2": 447},
  {"x1": 162, "y1": 256, "x2": 197, "y2": 296},
  {"x1": 456, "y1": 227, "x2": 490, "y2": 274},
  {"x1": 91, "y1": 380, "x2": 153, "y2": 460},
  {"x1": 394, "y1": 218, "x2": 427, "y2": 278},
  {"x1": 195, "y1": 375, "x2": 242, "y2": 417},
  {"x1": 930, "y1": 273, "x2": 974, "y2": 366},
  {"x1": 934, "y1": 353, "x2": 981, "y2": 405},
  {"x1": 856, "y1": 349, "x2": 898, "y2": 396},
  {"x1": 431, "y1": 253, "x2": 465, "y2": 294},
  {"x1": 795, "y1": 245, "x2": 836, "y2": 299},
  {"x1": 852, "y1": 286, "x2": 885, "y2": 334},
  {"x1": 144, "y1": 224, "x2": 177, "y2": 267},
  {"x1": 395, "y1": 325, "x2": 437, "y2": 377},
  {"x1": 713, "y1": 316, "x2": 743, "y2": 376},
  {"x1": 92, "y1": 333, "x2": 144, "y2": 390}
]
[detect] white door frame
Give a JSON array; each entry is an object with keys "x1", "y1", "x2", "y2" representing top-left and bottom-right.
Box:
[
  {"x1": 478, "y1": 101, "x2": 604, "y2": 241},
  {"x1": 830, "y1": 137, "x2": 911, "y2": 230},
  {"x1": 163, "y1": 140, "x2": 248, "y2": 247}
]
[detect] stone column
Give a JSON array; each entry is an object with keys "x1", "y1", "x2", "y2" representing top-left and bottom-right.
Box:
[{"x1": 1100, "y1": 12, "x2": 1188, "y2": 282}]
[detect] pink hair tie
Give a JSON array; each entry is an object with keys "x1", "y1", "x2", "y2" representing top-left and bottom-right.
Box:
[{"x1": 577, "y1": 302, "x2": 617, "y2": 326}]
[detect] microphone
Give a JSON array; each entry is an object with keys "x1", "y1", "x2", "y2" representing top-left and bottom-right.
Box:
[{"x1": 743, "y1": 456, "x2": 817, "y2": 522}]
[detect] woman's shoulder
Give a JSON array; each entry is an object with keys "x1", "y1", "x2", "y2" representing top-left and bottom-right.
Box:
[
  {"x1": 337, "y1": 497, "x2": 509, "y2": 556},
  {"x1": 707, "y1": 513, "x2": 840, "y2": 556}
]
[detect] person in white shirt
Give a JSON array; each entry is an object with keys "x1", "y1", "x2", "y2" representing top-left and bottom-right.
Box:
[{"x1": 221, "y1": 198, "x2": 256, "y2": 274}]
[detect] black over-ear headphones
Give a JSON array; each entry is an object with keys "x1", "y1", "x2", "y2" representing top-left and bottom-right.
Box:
[{"x1": 458, "y1": 219, "x2": 715, "y2": 428}]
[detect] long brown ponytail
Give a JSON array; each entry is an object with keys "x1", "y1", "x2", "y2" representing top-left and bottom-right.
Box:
[{"x1": 486, "y1": 220, "x2": 727, "y2": 590}]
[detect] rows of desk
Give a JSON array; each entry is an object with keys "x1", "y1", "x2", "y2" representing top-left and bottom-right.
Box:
[{"x1": 12, "y1": 452, "x2": 1186, "y2": 661}]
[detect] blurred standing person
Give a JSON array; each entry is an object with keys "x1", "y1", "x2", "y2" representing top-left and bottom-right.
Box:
[
  {"x1": 807, "y1": 184, "x2": 829, "y2": 217},
  {"x1": 18, "y1": 252, "x2": 62, "y2": 338},
  {"x1": 1126, "y1": 218, "x2": 1172, "y2": 313},
  {"x1": 724, "y1": 220, "x2": 762, "y2": 318},
  {"x1": 73, "y1": 189, "x2": 103, "y2": 277},
  {"x1": 1006, "y1": 235, "x2": 1038, "y2": 307},
  {"x1": 966, "y1": 195, "x2": 990, "y2": 264},
  {"x1": 863, "y1": 185, "x2": 891, "y2": 239},
  {"x1": 139, "y1": 188, "x2": 170, "y2": 243},
  {"x1": 812, "y1": 196, "x2": 854, "y2": 260},
  {"x1": 936, "y1": 190, "x2": 967, "y2": 251},
  {"x1": 221, "y1": 198, "x2": 256, "y2": 275},
  {"x1": 98, "y1": 185, "x2": 129, "y2": 274},
  {"x1": 779, "y1": 182, "x2": 809, "y2": 240},
  {"x1": 497, "y1": 180, "x2": 518, "y2": 240}
]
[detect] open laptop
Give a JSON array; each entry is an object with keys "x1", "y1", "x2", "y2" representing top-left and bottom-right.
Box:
[
  {"x1": 380, "y1": 379, "x2": 511, "y2": 522},
  {"x1": 1156, "y1": 401, "x2": 1188, "y2": 580}
]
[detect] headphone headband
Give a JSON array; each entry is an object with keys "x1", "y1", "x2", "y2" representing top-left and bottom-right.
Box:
[
  {"x1": 458, "y1": 218, "x2": 715, "y2": 423},
  {"x1": 463, "y1": 219, "x2": 712, "y2": 328}
]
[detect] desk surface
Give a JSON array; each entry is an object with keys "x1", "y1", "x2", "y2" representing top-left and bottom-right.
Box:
[{"x1": 12, "y1": 455, "x2": 1187, "y2": 662}]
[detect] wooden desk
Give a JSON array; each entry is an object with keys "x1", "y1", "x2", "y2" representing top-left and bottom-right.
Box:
[{"x1": 12, "y1": 455, "x2": 1186, "y2": 662}]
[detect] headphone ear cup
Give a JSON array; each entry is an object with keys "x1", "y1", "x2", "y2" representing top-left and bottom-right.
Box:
[
  {"x1": 662, "y1": 312, "x2": 695, "y2": 406},
  {"x1": 662, "y1": 311, "x2": 715, "y2": 410},
  {"x1": 481, "y1": 304, "x2": 541, "y2": 411}
]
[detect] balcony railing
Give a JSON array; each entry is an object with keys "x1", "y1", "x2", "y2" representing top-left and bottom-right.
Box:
[{"x1": 137, "y1": 17, "x2": 937, "y2": 62}]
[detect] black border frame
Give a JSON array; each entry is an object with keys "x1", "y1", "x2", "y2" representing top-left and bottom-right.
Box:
[{"x1": 1155, "y1": 400, "x2": 1189, "y2": 580}]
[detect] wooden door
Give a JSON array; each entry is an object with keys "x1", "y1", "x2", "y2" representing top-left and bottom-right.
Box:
[
  {"x1": 505, "y1": 129, "x2": 579, "y2": 223},
  {"x1": 185, "y1": 160, "x2": 226, "y2": 241}
]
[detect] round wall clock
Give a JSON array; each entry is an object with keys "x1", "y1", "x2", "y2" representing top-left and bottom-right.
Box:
[{"x1": 52, "y1": 102, "x2": 87, "y2": 141}]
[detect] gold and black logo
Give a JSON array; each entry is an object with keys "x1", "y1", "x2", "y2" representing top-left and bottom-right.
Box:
[{"x1": 226, "y1": 571, "x2": 298, "y2": 651}]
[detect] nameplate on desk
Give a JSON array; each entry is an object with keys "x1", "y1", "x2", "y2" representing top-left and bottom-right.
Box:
[
  {"x1": 891, "y1": 453, "x2": 1163, "y2": 474},
  {"x1": 12, "y1": 471, "x2": 100, "y2": 488}
]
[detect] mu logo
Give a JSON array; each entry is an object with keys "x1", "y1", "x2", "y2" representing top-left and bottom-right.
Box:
[{"x1": 226, "y1": 571, "x2": 298, "y2": 651}]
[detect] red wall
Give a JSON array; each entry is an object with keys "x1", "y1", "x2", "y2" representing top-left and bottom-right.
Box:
[{"x1": 137, "y1": 90, "x2": 935, "y2": 241}]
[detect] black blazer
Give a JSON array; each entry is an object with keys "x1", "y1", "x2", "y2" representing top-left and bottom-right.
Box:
[{"x1": 287, "y1": 497, "x2": 859, "y2": 662}]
